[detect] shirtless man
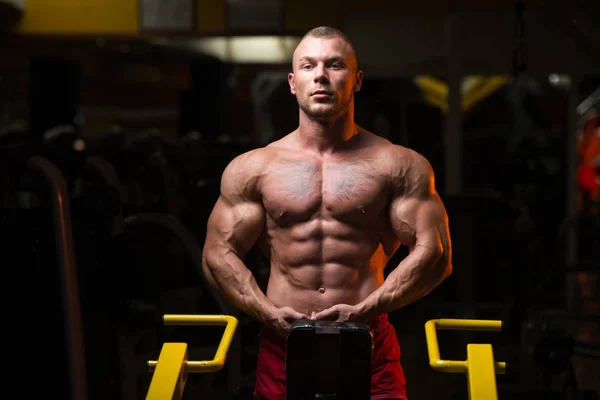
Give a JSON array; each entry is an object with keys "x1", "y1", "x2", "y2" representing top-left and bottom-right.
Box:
[{"x1": 202, "y1": 26, "x2": 453, "y2": 400}]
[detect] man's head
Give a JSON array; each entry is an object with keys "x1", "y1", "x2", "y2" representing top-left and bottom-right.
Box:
[{"x1": 288, "y1": 26, "x2": 363, "y2": 121}]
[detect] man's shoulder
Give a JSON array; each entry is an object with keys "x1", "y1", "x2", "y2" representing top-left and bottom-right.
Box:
[
  {"x1": 359, "y1": 129, "x2": 425, "y2": 164},
  {"x1": 219, "y1": 148, "x2": 270, "y2": 199},
  {"x1": 227, "y1": 146, "x2": 278, "y2": 174},
  {"x1": 380, "y1": 143, "x2": 434, "y2": 195},
  {"x1": 374, "y1": 141, "x2": 430, "y2": 172}
]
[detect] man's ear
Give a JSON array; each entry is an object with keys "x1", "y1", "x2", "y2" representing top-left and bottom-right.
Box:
[
  {"x1": 288, "y1": 73, "x2": 296, "y2": 95},
  {"x1": 354, "y1": 70, "x2": 363, "y2": 93}
]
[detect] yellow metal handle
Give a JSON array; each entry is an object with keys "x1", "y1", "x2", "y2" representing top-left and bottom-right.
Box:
[
  {"x1": 145, "y1": 314, "x2": 238, "y2": 400},
  {"x1": 424, "y1": 319, "x2": 506, "y2": 374},
  {"x1": 148, "y1": 314, "x2": 239, "y2": 373}
]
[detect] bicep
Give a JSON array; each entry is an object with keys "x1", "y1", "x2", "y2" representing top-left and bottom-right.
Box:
[
  {"x1": 388, "y1": 148, "x2": 450, "y2": 253},
  {"x1": 389, "y1": 193, "x2": 450, "y2": 254},
  {"x1": 205, "y1": 196, "x2": 265, "y2": 258},
  {"x1": 205, "y1": 152, "x2": 267, "y2": 258}
]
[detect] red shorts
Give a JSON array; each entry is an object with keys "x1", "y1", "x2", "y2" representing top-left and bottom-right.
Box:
[{"x1": 253, "y1": 313, "x2": 407, "y2": 399}]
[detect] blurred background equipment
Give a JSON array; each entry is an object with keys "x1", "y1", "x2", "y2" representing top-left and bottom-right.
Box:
[{"x1": 1, "y1": 0, "x2": 598, "y2": 399}]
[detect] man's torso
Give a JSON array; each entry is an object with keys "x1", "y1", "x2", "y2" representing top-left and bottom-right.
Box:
[{"x1": 251, "y1": 130, "x2": 406, "y2": 315}]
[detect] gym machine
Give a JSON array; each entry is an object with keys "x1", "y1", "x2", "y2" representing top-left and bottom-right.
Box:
[
  {"x1": 145, "y1": 317, "x2": 506, "y2": 400},
  {"x1": 145, "y1": 314, "x2": 238, "y2": 400},
  {"x1": 425, "y1": 319, "x2": 506, "y2": 400}
]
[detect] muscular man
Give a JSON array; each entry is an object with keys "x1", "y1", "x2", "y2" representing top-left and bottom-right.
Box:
[{"x1": 202, "y1": 26, "x2": 453, "y2": 400}]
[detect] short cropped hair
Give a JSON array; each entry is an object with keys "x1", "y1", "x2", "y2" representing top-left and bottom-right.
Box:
[{"x1": 300, "y1": 26, "x2": 358, "y2": 67}]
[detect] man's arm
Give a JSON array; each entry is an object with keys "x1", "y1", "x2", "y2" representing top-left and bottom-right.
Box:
[
  {"x1": 357, "y1": 149, "x2": 452, "y2": 318},
  {"x1": 202, "y1": 151, "x2": 277, "y2": 323}
]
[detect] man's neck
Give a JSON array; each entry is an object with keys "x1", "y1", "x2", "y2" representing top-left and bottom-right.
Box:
[{"x1": 296, "y1": 111, "x2": 358, "y2": 154}]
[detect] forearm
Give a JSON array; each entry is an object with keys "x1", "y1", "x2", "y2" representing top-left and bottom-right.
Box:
[
  {"x1": 358, "y1": 246, "x2": 451, "y2": 318},
  {"x1": 203, "y1": 246, "x2": 276, "y2": 323}
]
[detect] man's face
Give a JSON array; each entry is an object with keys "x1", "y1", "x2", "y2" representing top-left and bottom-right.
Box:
[{"x1": 288, "y1": 36, "x2": 362, "y2": 121}]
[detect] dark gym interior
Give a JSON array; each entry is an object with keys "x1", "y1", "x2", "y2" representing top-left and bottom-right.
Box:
[{"x1": 1, "y1": 0, "x2": 599, "y2": 399}]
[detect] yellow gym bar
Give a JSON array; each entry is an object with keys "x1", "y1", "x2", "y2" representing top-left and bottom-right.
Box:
[
  {"x1": 425, "y1": 319, "x2": 506, "y2": 400},
  {"x1": 145, "y1": 314, "x2": 238, "y2": 400}
]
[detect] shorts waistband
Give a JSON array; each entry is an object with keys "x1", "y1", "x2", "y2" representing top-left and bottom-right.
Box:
[{"x1": 260, "y1": 313, "x2": 390, "y2": 340}]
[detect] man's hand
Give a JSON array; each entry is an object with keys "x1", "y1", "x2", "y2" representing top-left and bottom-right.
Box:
[
  {"x1": 311, "y1": 304, "x2": 367, "y2": 323},
  {"x1": 267, "y1": 306, "x2": 309, "y2": 338}
]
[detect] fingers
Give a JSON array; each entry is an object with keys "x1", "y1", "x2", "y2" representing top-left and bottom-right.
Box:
[
  {"x1": 313, "y1": 312, "x2": 329, "y2": 320},
  {"x1": 313, "y1": 308, "x2": 339, "y2": 321},
  {"x1": 282, "y1": 307, "x2": 308, "y2": 320}
]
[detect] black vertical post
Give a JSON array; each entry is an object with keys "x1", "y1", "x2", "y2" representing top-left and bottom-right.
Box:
[{"x1": 29, "y1": 58, "x2": 80, "y2": 145}]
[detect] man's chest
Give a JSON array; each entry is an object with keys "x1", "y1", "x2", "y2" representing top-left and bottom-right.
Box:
[{"x1": 260, "y1": 158, "x2": 390, "y2": 224}]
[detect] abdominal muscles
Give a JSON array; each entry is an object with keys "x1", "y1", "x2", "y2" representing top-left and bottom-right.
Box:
[{"x1": 263, "y1": 217, "x2": 388, "y2": 316}]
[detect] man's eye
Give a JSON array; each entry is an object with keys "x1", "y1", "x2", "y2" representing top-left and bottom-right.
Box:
[{"x1": 302, "y1": 64, "x2": 312, "y2": 70}]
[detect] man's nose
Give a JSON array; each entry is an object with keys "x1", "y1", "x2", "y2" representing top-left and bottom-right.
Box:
[{"x1": 313, "y1": 64, "x2": 329, "y2": 83}]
